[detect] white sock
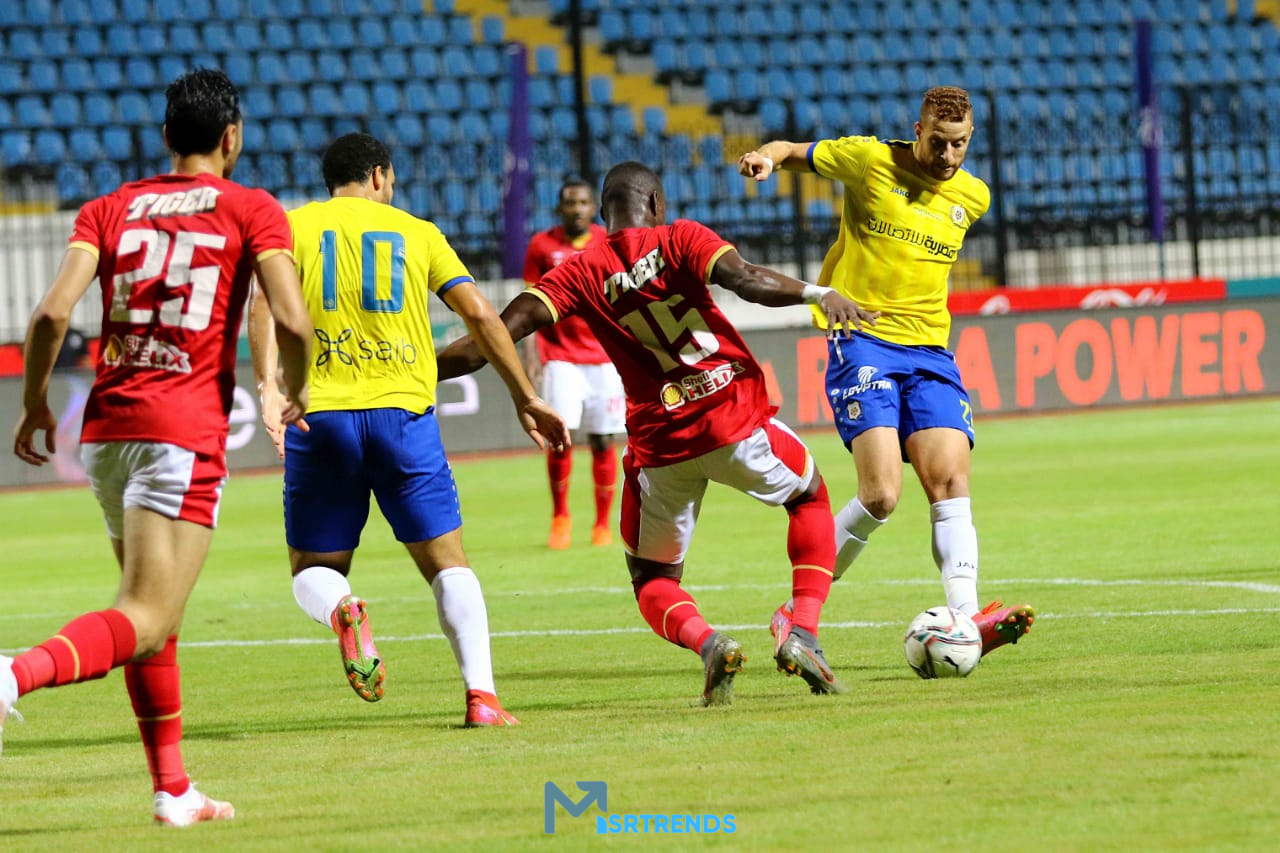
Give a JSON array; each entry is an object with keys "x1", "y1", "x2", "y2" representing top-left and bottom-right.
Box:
[
  {"x1": 292, "y1": 566, "x2": 353, "y2": 627},
  {"x1": 931, "y1": 497, "x2": 979, "y2": 617},
  {"x1": 432, "y1": 566, "x2": 496, "y2": 695},
  {"x1": 834, "y1": 497, "x2": 886, "y2": 580}
]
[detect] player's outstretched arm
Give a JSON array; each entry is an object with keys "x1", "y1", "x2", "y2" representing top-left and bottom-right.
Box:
[
  {"x1": 254, "y1": 252, "x2": 313, "y2": 429},
  {"x1": 710, "y1": 249, "x2": 879, "y2": 337},
  {"x1": 440, "y1": 286, "x2": 569, "y2": 452},
  {"x1": 13, "y1": 247, "x2": 98, "y2": 466},
  {"x1": 737, "y1": 140, "x2": 813, "y2": 181}
]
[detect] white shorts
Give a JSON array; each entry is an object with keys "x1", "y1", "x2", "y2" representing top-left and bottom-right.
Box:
[
  {"x1": 81, "y1": 441, "x2": 227, "y2": 538},
  {"x1": 620, "y1": 418, "x2": 816, "y2": 565},
  {"x1": 542, "y1": 360, "x2": 625, "y2": 435}
]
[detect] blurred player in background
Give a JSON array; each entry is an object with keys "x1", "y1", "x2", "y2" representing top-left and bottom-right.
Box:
[
  {"x1": 738, "y1": 86, "x2": 1035, "y2": 657},
  {"x1": 523, "y1": 178, "x2": 624, "y2": 550},
  {"x1": 6, "y1": 68, "x2": 313, "y2": 826},
  {"x1": 250, "y1": 132, "x2": 568, "y2": 727},
  {"x1": 439, "y1": 162, "x2": 879, "y2": 705}
]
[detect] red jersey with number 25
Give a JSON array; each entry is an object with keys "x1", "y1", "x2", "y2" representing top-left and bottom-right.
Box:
[
  {"x1": 524, "y1": 224, "x2": 610, "y2": 364},
  {"x1": 530, "y1": 219, "x2": 771, "y2": 468},
  {"x1": 70, "y1": 172, "x2": 293, "y2": 458}
]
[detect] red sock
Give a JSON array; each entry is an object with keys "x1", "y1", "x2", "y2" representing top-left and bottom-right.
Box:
[
  {"x1": 787, "y1": 480, "x2": 836, "y2": 635},
  {"x1": 634, "y1": 577, "x2": 714, "y2": 653},
  {"x1": 548, "y1": 448, "x2": 572, "y2": 518},
  {"x1": 125, "y1": 635, "x2": 189, "y2": 797},
  {"x1": 10, "y1": 609, "x2": 137, "y2": 696},
  {"x1": 591, "y1": 445, "x2": 617, "y2": 528}
]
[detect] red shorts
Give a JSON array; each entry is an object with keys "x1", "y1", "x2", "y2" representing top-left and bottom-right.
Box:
[
  {"x1": 620, "y1": 418, "x2": 816, "y2": 565},
  {"x1": 81, "y1": 441, "x2": 228, "y2": 537}
]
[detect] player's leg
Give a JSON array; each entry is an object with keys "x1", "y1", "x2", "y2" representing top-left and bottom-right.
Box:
[
  {"x1": 621, "y1": 452, "x2": 743, "y2": 706},
  {"x1": 705, "y1": 422, "x2": 847, "y2": 694},
  {"x1": 901, "y1": 356, "x2": 1033, "y2": 655},
  {"x1": 824, "y1": 333, "x2": 910, "y2": 580},
  {"x1": 370, "y1": 408, "x2": 515, "y2": 726},
  {"x1": 283, "y1": 412, "x2": 383, "y2": 700},
  {"x1": 582, "y1": 363, "x2": 626, "y2": 546},
  {"x1": 542, "y1": 360, "x2": 587, "y2": 549}
]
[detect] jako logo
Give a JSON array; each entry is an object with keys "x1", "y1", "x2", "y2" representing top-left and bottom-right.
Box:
[{"x1": 544, "y1": 781, "x2": 736, "y2": 835}]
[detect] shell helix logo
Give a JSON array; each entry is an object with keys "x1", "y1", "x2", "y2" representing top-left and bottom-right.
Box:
[{"x1": 658, "y1": 362, "x2": 740, "y2": 411}]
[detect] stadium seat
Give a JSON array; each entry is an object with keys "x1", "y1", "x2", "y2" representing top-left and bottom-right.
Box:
[
  {"x1": 16, "y1": 95, "x2": 51, "y2": 128},
  {"x1": 67, "y1": 127, "x2": 102, "y2": 161},
  {"x1": 339, "y1": 81, "x2": 370, "y2": 115},
  {"x1": 308, "y1": 84, "x2": 341, "y2": 117},
  {"x1": 435, "y1": 80, "x2": 463, "y2": 112},
  {"x1": 26, "y1": 60, "x2": 59, "y2": 93},
  {"x1": 56, "y1": 163, "x2": 91, "y2": 202},
  {"x1": 91, "y1": 59, "x2": 124, "y2": 90},
  {"x1": 315, "y1": 50, "x2": 348, "y2": 83},
  {"x1": 125, "y1": 57, "x2": 158, "y2": 89},
  {"x1": 409, "y1": 47, "x2": 439, "y2": 78},
  {"x1": 50, "y1": 93, "x2": 83, "y2": 128},
  {"x1": 427, "y1": 114, "x2": 458, "y2": 144},
  {"x1": 326, "y1": 19, "x2": 357, "y2": 50},
  {"x1": 275, "y1": 86, "x2": 308, "y2": 118},
  {"x1": 233, "y1": 21, "x2": 263, "y2": 51},
  {"x1": 31, "y1": 129, "x2": 67, "y2": 166}
]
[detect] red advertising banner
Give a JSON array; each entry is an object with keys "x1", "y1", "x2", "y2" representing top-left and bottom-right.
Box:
[{"x1": 948, "y1": 279, "x2": 1226, "y2": 316}]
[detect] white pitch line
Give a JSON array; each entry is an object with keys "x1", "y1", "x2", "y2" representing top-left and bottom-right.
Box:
[{"x1": 4, "y1": 607, "x2": 1279, "y2": 655}]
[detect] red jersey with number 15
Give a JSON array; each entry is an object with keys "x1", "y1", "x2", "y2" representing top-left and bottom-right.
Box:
[
  {"x1": 529, "y1": 219, "x2": 770, "y2": 468},
  {"x1": 524, "y1": 223, "x2": 610, "y2": 364},
  {"x1": 70, "y1": 172, "x2": 294, "y2": 459}
]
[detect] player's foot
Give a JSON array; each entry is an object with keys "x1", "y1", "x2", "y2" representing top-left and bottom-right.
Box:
[
  {"x1": 700, "y1": 632, "x2": 746, "y2": 707},
  {"x1": 153, "y1": 785, "x2": 235, "y2": 827},
  {"x1": 769, "y1": 598, "x2": 795, "y2": 656},
  {"x1": 590, "y1": 524, "x2": 612, "y2": 547},
  {"x1": 331, "y1": 595, "x2": 385, "y2": 702},
  {"x1": 0, "y1": 655, "x2": 22, "y2": 757},
  {"x1": 464, "y1": 689, "x2": 520, "y2": 727},
  {"x1": 972, "y1": 600, "x2": 1035, "y2": 656},
  {"x1": 548, "y1": 515, "x2": 572, "y2": 550},
  {"x1": 775, "y1": 627, "x2": 849, "y2": 695}
]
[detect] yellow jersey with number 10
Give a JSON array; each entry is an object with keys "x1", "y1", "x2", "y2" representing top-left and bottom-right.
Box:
[
  {"x1": 808, "y1": 136, "x2": 990, "y2": 348},
  {"x1": 288, "y1": 196, "x2": 474, "y2": 414}
]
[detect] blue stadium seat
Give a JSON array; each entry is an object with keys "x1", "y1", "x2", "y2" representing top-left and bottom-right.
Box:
[
  {"x1": 417, "y1": 16, "x2": 447, "y2": 46},
  {"x1": 27, "y1": 60, "x2": 59, "y2": 93},
  {"x1": 57, "y1": 164, "x2": 91, "y2": 202},
  {"x1": 275, "y1": 86, "x2": 308, "y2": 118},
  {"x1": 243, "y1": 88, "x2": 274, "y2": 121},
  {"x1": 315, "y1": 50, "x2": 348, "y2": 83},
  {"x1": 371, "y1": 80, "x2": 400, "y2": 111},
  {"x1": 643, "y1": 107, "x2": 667, "y2": 134},
  {"x1": 296, "y1": 20, "x2": 325, "y2": 49},
  {"x1": 464, "y1": 79, "x2": 494, "y2": 110},
  {"x1": 92, "y1": 160, "x2": 124, "y2": 196},
  {"x1": 356, "y1": 19, "x2": 389, "y2": 47},
  {"x1": 50, "y1": 93, "x2": 82, "y2": 127},
  {"x1": 156, "y1": 56, "x2": 186, "y2": 87},
  {"x1": 92, "y1": 59, "x2": 124, "y2": 90},
  {"x1": 68, "y1": 128, "x2": 101, "y2": 160},
  {"x1": 409, "y1": 47, "x2": 439, "y2": 78},
  {"x1": 72, "y1": 27, "x2": 103, "y2": 57},
  {"x1": 156, "y1": 0, "x2": 209, "y2": 20},
  {"x1": 340, "y1": 81, "x2": 370, "y2": 115},
  {"x1": 588, "y1": 75, "x2": 612, "y2": 103},
  {"x1": 16, "y1": 94, "x2": 51, "y2": 127},
  {"x1": 125, "y1": 57, "x2": 158, "y2": 89},
  {"x1": 233, "y1": 21, "x2": 263, "y2": 51},
  {"x1": 6, "y1": 29, "x2": 41, "y2": 60},
  {"x1": 201, "y1": 22, "x2": 235, "y2": 52},
  {"x1": 32, "y1": 129, "x2": 67, "y2": 166},
  {"x1": 534, "y1": 45, "x2": 559, "y2": 74},
  {"x1": 442, "y1": 45, "x2": 474, "y2": 77},
  {"x1": 472, "y1": 44, "x2": 503, "y2": 77},
  {"x1": 286, "y1": 52, "x2": 317, "y2": 82},
  {"x1": 427, "y1": 114, "x2": 457, "y2": 144},
  {"x1": 378, "y1": 48, "x2": 408, "y2": 80},
  {"x1": 102, "y1": 125, "x2": 133, "y2": 159},
  {"x1": 39, "y1": 29, "x2": 69, "y2": 58},
  {"x1": 481, "y1": 15, "x2": 504, "y2": 44},
  {"x1": 326, "y1": 20, "x2": 357, "y2": 50},
  {"x1": 394, "y1": 114, "x2": 425, "y2": 147},
  {"x1": 1, "y1": 131, "x2": 32, "y2": 165},
  {"x1": 435, "y1": 80, "x2": 463, "y2": 112},
  {"x1": 403, "y1": 81, "x2": 432, "y2": 112},
  {"x1": 268, "y1": 118, "x2": 301, "y2": 151},
  {"x1": 83, "y1": 93, "x2": 114, "y2": 126},
  {"x1": 60, "y1": 0, "x2": 106, "y2": 26},
  {"x1": 704, "y1": 69, "x2": 732, "y2": 105},
  {"x1": 447, "y1": 16, "x2": 471, "y2": 45}
]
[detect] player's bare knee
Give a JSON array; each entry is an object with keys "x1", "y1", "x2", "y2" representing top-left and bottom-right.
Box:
[
  {"x1": 921, "y1": 472, "x2": 969, "y2": 504},
  {"x1": 859, "y1": 490, "x2": 899, "y2": 520}
]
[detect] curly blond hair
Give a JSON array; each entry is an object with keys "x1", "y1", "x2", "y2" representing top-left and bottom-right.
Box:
[{"x1": 920, "y1": 86, "x2": 972, "y2": 123}]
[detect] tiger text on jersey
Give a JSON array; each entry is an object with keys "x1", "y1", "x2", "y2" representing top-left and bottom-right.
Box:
[
  {"x1": 604, "y1": 247, "x2": 666, "y2": 303},
  {"x1": 124, "y1": 187, "x2": 222, "y2": 222}
]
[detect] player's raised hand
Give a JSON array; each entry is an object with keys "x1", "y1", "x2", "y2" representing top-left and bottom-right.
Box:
[
  {"x1": 818, "y1": 291, "x2": 880, "y2": 338},
  {"x1": 517, "y1": 395, "x2": 572, "y2": 452},
  {"x1": 13, "y1": 402, "x2": 58, "y2": 466},
  {"x1": 737, "y1": 151, "x2": 776, "y2": 181}
]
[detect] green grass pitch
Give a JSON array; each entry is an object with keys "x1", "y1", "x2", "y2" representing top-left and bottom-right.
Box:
[{"x1": 1, "y1": 398, "x2": 1278, "y2": 850}]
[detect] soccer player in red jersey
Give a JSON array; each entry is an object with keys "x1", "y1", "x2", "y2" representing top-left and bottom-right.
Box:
[
  {"x1": 523, "y1": 179, "x2": 624, "y2": 550},
  {"x1": 438, "y1": 162, "x2": 880, "y2": 704},
  {"x1": 4, "y1": 69, "x2": 312, "y2": 826}
]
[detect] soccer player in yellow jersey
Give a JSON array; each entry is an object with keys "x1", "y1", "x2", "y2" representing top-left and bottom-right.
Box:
[
  {"x1": 250, "y1": 133, "x2": 569, "y2": 725},
  {"x1": 738, "y1": 87, "x2": 1035, "y2": 661}
]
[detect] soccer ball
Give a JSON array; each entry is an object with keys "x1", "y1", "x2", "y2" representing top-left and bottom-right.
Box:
[{"x1": 903, "y1": 606, "x2": 982, "y2": 679}]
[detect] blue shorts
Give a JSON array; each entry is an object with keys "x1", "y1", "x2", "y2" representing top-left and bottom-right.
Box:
[
  {"x1": 283, "y1": 408, "x2": 462, "y2": 552},
  {"x1": 825, "y1": 332, "x2": 975, "y2": 455}
]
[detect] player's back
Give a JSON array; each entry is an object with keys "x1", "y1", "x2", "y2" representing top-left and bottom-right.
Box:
[
  {"x1": 288, "y1": 196, "x2": 473, "y2": 414},
  {"x1": 533, "y1": 219, "x2": 770, "y2": 467},
  {"x1": 77, "y1": 172, "x2": 292, "y2": 456}
]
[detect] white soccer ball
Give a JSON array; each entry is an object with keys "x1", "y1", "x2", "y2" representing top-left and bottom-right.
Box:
[{"x1": 903, "y1": 606, "x2": 982, "y2": 679}]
